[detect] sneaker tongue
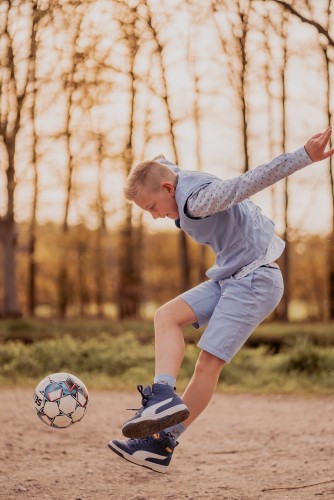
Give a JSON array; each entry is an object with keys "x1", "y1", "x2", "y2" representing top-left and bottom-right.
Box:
[{"x1": 142, "y1": 385, "x2": 152, "y2": 397}]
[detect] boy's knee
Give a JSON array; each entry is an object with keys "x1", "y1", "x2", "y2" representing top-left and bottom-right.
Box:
[
  {"x1": 154, "y1": 304, "x2": 169, "y2": 326},
  {"x1": 154, "y1": 303, "x2": 180, "y2": 328},
  {"x1": 154, "y1": 299, "x2": 194, "y2": 328},
  {"x1": 195, "y1": 350, "x2": 225, "y2": 373}
]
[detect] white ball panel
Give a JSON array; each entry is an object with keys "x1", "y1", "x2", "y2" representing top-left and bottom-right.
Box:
[
  {"x1": 53, "y1": 415, "x2": 72, "y2": 428},
  {"x1": 58, "y1": 395, "x2": 77, "y2": 414},
  {"x1": 35, "y1": 376, "x2": 51, "y2": 393},
  {"x1": 49, "y1": 373, "x2": 70, "y2": 383},
  {"x1": 77, "y1": 391, "x2": 88, "y2": 407},
  {"x1": 38, "y1": 413, "x2": 52, "y2": 426},
  {"x1": 71, "y1": 406, "x2": 86, "y2": 422},
  {"x1": 44, "y1": 401, "x2": 60, "y2": 418}
]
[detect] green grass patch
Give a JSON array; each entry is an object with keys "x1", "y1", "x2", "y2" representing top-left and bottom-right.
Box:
[
  {"x1": 0, "y1": 318, "x2": 156, "y2": 344},
  {"x1": 1, "y1": 318, "x2": 333, "y2": 351},
  {"x1": 0, "y1": 326, "x2": 334, "y2": 395},
  {"x1": 220, "y1": 343, "x2": 334, "y2": 395}
]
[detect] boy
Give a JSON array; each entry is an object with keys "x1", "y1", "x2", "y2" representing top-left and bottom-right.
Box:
[{"x1": 108, "y1": 127, "x2": 334, "y2": 473}]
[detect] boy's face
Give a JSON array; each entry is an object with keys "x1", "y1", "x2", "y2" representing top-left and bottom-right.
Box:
[{"x1": 134, "y1": 182, "x2": 179, "y2": 220}]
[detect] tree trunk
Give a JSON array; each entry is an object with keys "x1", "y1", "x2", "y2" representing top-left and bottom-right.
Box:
[
  {"x1": 57, "y1": 8, "x2": 84, "y2": 317},
  {"x1": 118, "y1": 204, "x2": 141, "y2": 319},
  {"x1": 94, "y1": 227, "x2": 105, "y2": 318},
  {"x1": 0, "y1": 2, "x2": 28, "y2": 318},
  {"x1": 27, "y1": 8, "x2": 39, "y2": 316},
  {"x1": 116, "y1": 2, "x2": 141, "y2": 319},
  {"x1": 239, "y1": 15, "x2": 249, "y2": 174},
  {"x1": 211, "y1": 0, "x2": 251, "y2": 173},
  {"x1": 323, "y1": 0, "x2": 334, "y2": 319},
  {"x1": 27, "y1": 232, "x2": 36, "y2": 316},
  {"x1": 94, "y1": 134, "x2": 107, "y2": 318},
  {"x1": 3, "y1": 142, "x2": 21, "y2": 317},
  {"x1": 187, "y1": 36, "x2": 207, "y2": 282},
  {"x1": 77, "y1": 240, "x2": 89, "y2": 316},
  {"x1": 3, "y1": 221, "x2": 21, "y2": 317},
  {"x1": 144, "y1": 1, "x2": 191, "y2": 292},
  {"x1": 278, "y1": 16, "x2": 289, "y2": 321}
]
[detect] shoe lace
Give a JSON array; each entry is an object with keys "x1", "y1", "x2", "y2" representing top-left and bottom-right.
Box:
[
  {"x1": 126, "y1": 384, "x2": 152, "y2": 411},
  {"x1": 128, "y1": 436, "x2": 153, "y2": 448},
  {"x1": 128, "y1": 433, "x2": 178, "y2": 452}
]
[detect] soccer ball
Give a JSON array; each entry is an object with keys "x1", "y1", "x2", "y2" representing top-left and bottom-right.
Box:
[{"x1": 33, "y1": 372, "x2": 89, "y2": 428}]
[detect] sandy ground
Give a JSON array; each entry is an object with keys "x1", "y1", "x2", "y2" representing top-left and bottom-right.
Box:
[{"x1": 0, "y1": 389, "x2": 334, "y2": 500}]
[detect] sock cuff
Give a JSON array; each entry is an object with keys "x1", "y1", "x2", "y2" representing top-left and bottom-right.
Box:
[
  {"x1": 164, "y1": 422, "x2": 187, "y2": 441},
  {"x1": 154, "y1": 374, "x2": 176, "y2": 388}
]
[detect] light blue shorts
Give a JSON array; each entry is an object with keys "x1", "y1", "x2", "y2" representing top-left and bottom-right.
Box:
[{"x1": 178, "y1": 265, "x2": 284, "y2": 362}]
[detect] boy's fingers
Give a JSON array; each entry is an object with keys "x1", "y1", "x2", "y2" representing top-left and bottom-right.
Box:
[
  {"x1": 323, "y1": 127, "x2": 332, "y2": 139},
  {"x1": 321, "y1": 127, "x2": 332, "y2": 139},
  {"x1": 322, "y1": 148, "x2": 334, "y2": 159},
  {"x1": 316, "y1": 128, "x2": 332, "y2": 148},
  {"x1": 311, "y1": 133, "x2": 323, "y2": 139}
]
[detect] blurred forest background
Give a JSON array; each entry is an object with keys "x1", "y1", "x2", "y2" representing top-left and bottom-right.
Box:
[{"x1": 1, "y1": 0, "x2": 334, "y2": 323}]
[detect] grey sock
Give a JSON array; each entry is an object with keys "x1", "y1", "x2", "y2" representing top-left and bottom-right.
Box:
[
  {"x1": 164, "y1": 422, "x2": 187, "y2": 442},
  {"x1": 154, "y1": 374, "x2": 176, "y2": 388}
]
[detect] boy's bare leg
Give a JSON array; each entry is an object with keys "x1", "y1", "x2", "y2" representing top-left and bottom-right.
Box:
[
  {"x1": 154, "y1": 300, "x2": 225, "y2": 427},
  {"x1": 154, "y1": 298, "x2": 197, "y2": 378},
  {"x1": 181, "y1": 350, "x2": 225, "y2": 427},
  {"x1": 116, "y1": 299, "x2": 223, "y2": 444}
]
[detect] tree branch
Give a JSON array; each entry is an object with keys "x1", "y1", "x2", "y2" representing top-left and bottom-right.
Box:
[{"x1": 263, "y1": 0, "x2": 334, "y2": 47}]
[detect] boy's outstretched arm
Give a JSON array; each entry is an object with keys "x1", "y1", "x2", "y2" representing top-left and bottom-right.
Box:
[
  {"x1": 304, "y1": 126, "x2": 334, "y2": 161},
  {"x1": 186, "y1": 126, "x2": 333, "y2": 218}
]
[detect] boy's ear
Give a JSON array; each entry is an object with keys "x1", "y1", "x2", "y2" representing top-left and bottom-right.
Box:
[
  {"x1": 161, "y1": 181, "x2": 175, "y2": 195},
  {"x1": 153, "y1": 154, "x2": 165, "y2": 161}
]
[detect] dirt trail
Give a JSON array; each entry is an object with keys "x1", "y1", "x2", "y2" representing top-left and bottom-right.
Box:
[{"x1": 0, "y1": 389, "x2": 333, "y2": 499}]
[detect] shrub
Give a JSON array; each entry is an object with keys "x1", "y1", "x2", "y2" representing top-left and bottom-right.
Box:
[{"x1": 281, "y1": 342, "x2": 334, "y2": 374}]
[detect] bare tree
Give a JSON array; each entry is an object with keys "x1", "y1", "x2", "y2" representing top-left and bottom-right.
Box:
[
  {"x1": 142, "y1": 0, "x2": 191, "y2": 292},
  {"x1": 211, "y1": 0, "x2": 252, "y2": 173},
  {"x1": 323, "y1": 0, "x2": 334, "y2": 319},
  {"x1": 258, "y1": 12, "x2": 280, "y2": 319},
  {"x1": 261, "y1": 0, "x2": 334, "y2": 47},
  {"x1": 115, "y1": 0, "x2": 142, "y2": 319},
  {"x1": 26, "y1": 3, "x2": 48, "y2": 316},
  {"x1": 277, "y1": 13, "x2": 290, "y2": 321},
  {"x1": 267, "y1": 0, "x2": 334, "y2": 318},
  {"x1": 313, "y1": 0, "x2": 334, "y2": 319},
  {"x1": 261, "y1": 14, "x2": 278, "y2": 222},
  {"x1": 57, "y1": 3, "x2": 85, "y2": 317},
  {"x1": 75, "y1": 225, "x2": 90, "y2": 316},
  {"x1": 0, "y1": 1, "x2": 33, "y2": 317},
  {"x1": 93, "y1": 133, "x2": 108, "y2": 317},
  {"x1": 187, "y1": 20, "x2": 207, "y2": 281}
]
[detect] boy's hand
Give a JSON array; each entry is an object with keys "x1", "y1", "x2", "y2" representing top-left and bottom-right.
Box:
[{"x1": 304, "y1": 126, "x2": 334, "y2": 161}]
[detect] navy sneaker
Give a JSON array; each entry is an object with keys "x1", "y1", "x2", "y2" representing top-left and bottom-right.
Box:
[
  {"x1": 108, "y1": 431, "x2": 178, "y2": 473},
  {"x1": 122, "y1": 384, "x2": 189, "y2": 439}
]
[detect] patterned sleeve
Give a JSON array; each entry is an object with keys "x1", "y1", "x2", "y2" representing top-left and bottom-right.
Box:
[{"x1": 186, "y1": 147, "x2": 313, "y2": 218}]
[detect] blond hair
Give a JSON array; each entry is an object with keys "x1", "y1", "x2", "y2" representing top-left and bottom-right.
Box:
[{"x1": 124, "y1": 158, "x2": 176, "y2": 201}]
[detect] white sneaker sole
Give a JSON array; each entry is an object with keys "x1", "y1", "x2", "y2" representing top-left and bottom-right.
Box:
[
  {"x1": 108, "y1": 441, "x2": 169, "y2": 474},
  {"x1": 122, "y1": 404, "x2": 189, "y2": 439}
]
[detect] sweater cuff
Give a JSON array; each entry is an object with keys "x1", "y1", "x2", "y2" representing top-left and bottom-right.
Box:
[{"x1": 296, "y1": 146, "x2": 313, "y2": 165}]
